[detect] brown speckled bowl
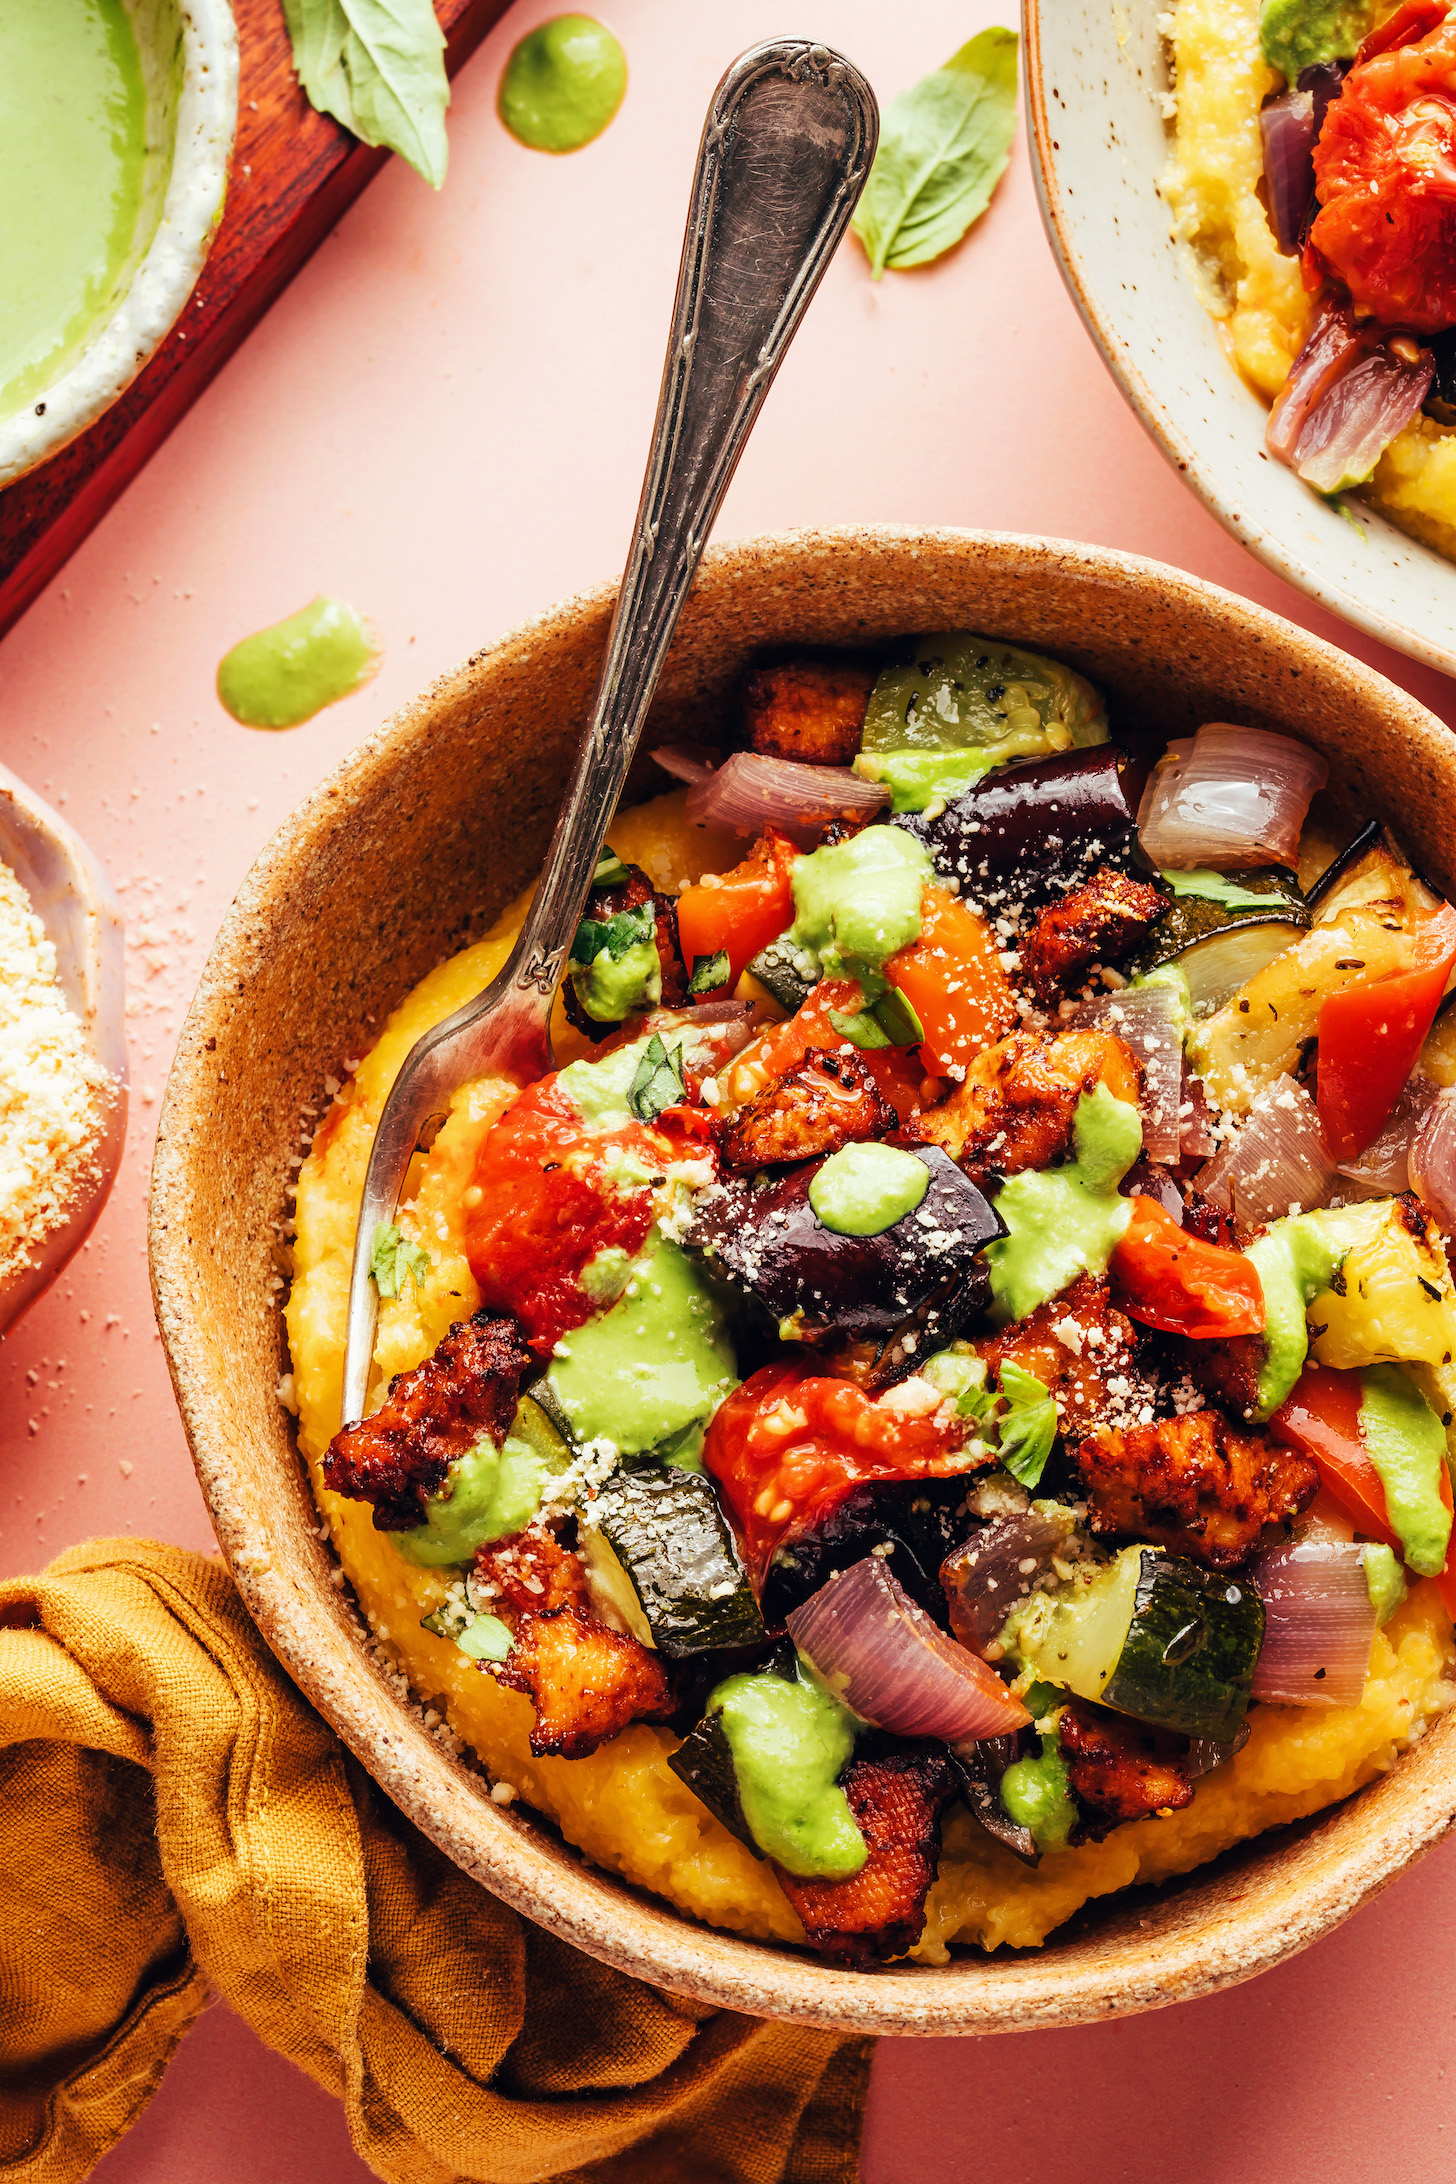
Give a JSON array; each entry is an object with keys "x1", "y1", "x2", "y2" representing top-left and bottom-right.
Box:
[{"x1": 149, "y1": 528, "x2": 1456, "y2": 2035}]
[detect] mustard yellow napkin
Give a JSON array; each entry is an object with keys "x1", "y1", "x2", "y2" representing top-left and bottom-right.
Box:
[{"x1": 0, "y1": 1541, "x2": 870, "y2": 2184}]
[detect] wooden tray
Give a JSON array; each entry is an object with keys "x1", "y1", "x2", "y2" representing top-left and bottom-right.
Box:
[{"x1": 0, "y1": 0, "x2": 513, "y2": 645}]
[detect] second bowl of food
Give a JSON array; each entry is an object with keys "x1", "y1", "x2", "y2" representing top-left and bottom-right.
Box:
[{"x1": 151, "y1": 527, "x2": 1456, "y2": 2031}]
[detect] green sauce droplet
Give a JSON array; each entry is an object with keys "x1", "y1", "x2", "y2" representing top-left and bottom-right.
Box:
[
  {"x1": 217, "y1": 597, "x2": 379, "y2": 730},
  {"x1": 809, "y1": 1141, "x2": 930, "y2": 1236},
  {"x1": 498, "y1": 15, "x2": 627, "y2": 153}
]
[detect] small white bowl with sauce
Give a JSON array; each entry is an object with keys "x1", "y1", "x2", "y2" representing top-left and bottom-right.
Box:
[{"x1": 0, "y1": 0, "x2": 239, "y2": 488}]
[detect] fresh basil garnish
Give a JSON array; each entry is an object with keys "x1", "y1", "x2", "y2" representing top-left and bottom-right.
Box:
[
  {"x1": 370, "y1": 1220, "x2": 430, "y2": 1300},
  {"x1": 593, "y1": 846, "x2": 631, "y2": 889},
  {"x1": 827, "y1": 1006, "x2": 892, "y2": 1050},
  {"x1": 281, "y1": 0, "x2": 450, "y2": 188},
  {"x1": 993, "y1": 1363, "x2": 1059, "y2": 1490},
  {"x1": 629, "y1": 1033, "x2": 686, "y2": 1122},
  {"x1": 689, "y1": 950, "x2": 731, "y2": 996},
  {"x1": 571, "y1": 903, "x2": 655, "y2": 965},
  {"x1": 873, "y1": 988, "x2": 925, "y2": 1047},
  {"x1": 851, "y1": 28, "x2": 1019, "y2": 278}
]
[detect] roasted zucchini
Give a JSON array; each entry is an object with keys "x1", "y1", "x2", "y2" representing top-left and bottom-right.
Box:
[
  {"x1": 1124, "y1": 867, "x2": 1309, "y2": 1016},
  {"x1": 587, "y1": 1465, "x2": 767, "y2": 1659}
]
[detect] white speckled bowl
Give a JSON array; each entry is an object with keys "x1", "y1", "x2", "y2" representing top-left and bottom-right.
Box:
[
  {"x1": 0, "y1": 0, "x2": 239, "y2": 487},
  {"x1": 1024, "y1": 0, "x2": 1456, "y2": 680}
]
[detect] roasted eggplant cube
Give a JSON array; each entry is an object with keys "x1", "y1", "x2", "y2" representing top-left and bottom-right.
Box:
[
  {"x1": 760, "y1": 1476, "x2": 979, "y2": 1630},
  {"x1": 591, "y1": 1466, "x2": 766, "y2": 1659},
  {"x1": 688, "y1": 1144, "x2": 1003, "y2": 1352},
  {"x1": 894, "y1": 747, "x2": 1137, "y2": 908},
  {"x1": 951, "y1": 1731, "x2": 1038, "y2": 1866}
]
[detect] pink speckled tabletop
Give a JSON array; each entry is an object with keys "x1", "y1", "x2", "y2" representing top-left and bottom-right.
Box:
[{"x1": 6, "y1": 3, "x2": 1456, "y2": 2178}]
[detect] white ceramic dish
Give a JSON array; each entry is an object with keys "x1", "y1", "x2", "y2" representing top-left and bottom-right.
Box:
[
  {"x1": 0, "y1": 0, "x2": 239, "y2": 488},
  {"x1": 1023, "y1": 0, "x2": 1456, "y2": 681}
]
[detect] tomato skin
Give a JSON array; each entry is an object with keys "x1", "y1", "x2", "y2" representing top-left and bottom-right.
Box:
[
  {"x1": 675, "y1": 829, "x2": 800, "y2": 988},
  {"x1": 1316, "y1": 908, "x2": 1456, "y2": 1161},
  {"x1": 1310, "y1": 7, "x2": 1456, "y2": 333},
  {"x1": 703, "y1": 1362, "x2": 970, "y2": 1587},
  {"x1": 886, "y1": 885, "x2": 1018, "y2": 1078},
  {"x1": 1110, "y1": 1195, "x2": 1266, "y2": 1338}
]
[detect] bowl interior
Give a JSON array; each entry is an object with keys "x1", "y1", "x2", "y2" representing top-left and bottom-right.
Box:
[
  {"x1": 151, "y1": 528, "x2": 1456, "y2": 2035},
  {"x1": 1023, "y1": 0, "x2": 1456, "y2": 681}
]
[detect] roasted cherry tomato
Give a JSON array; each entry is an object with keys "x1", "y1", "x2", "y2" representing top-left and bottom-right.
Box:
[
  {"x1": 675, "y1": 828, "x2": 801, "y2": 989},
  {"x1": 1310, "y1": 2, "x2": 1456, "y2": 333},
  {"x1": 703, "y1": 1362, "x2": 971, "y2": 1586},
  {"x1": 1110, "y1": 1195, "x2": 1266, "y2": 1338},
  {"x1": 1316, "y1": 907, "x2": 1456, "y2": 1161}
]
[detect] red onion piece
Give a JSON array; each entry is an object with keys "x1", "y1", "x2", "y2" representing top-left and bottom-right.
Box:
[
  {"x1": 1194, "y1": 1073, "x2": 1336, "y2": 1232},
  {"x1": 1337, "y1": 1073, "x2": 1439, "y2": 1196},
  {"x1": 1267, "y1": 296, "x2": 1365, "y2": 463},
  {"x1": 1251, "y1": 1540, "x2": 1376, "y2": 1708},
  {"x1": 787, "y1": 1556, "x2": 1030, "y2": 1742},
  {"x1": 1261, "y1": 87, "x2": 1317, "y2": 256},
  {"x1": 1292, "y1": 342, "x2": 1434, "y2": 496},
  {"x1": 683, "y1": 751, "x2": 888, "y2": 844},
  {"x1": 1410, "y1": 1088, "x2": 1456, "y2": 1232},
  {"x1": 1178, "y1": 1071, "x2": 1220, "y2": 1170},
  {"x1": 939, "y1": 1508, "x2": 1079, "y2": 1656},
  {"x1": 651, "y1": 742, "x2": 719, "y2": 787},
  {"x1": 1073, "y1": 982, "x2": 1184, "y2": 1162},
  {"x1": 1136, "y1": 724, "x2": 1328, "y2": 873}
]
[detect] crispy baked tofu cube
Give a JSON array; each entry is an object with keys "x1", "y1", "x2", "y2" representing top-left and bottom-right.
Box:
[{"x1": 741, "y1": 658, "x2": 877, "y2": 766}]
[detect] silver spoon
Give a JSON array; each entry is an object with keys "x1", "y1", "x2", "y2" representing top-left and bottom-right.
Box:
[{"x1": 340, "y1": 40, "x2": 878, "y2": 1426}]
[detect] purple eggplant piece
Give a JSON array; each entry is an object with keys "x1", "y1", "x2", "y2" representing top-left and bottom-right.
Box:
[
  {"x1": 940, "y1": 1508, "x2": 1079, "y2": 1656},
  {"x1": 759, "y1": 1474, "x2": 980, "y2": 1631},
  {"x1": 1261, "y1": 87, "x2": 1317, "y2": 256},
  {"x1": 1119, "y1": 1155, "x2": 1186, "y2": 1223},
  {"x1": 688, "y1": 1143, "x2": 1004, "y2": 1351},
  {"x1": 893, "y1": 747, "x2": 1138, "y2": 910},
  {"x1": 951, "y1": 1731, "x2": 1039, "y2": 1865}
]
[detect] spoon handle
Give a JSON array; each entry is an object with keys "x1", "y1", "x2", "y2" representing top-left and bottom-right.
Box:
[{"x1": 341, "y1": 41, "x2": 876, "y2": 1425}]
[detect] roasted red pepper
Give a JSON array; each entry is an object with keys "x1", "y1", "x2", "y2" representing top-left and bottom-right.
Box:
[
  {"x1": 675, "y1": 829, "x2": 801, "y2": 989},
  {"x1": 1316, "y1": 906, "x2": 1456, "y2": 1162},
  {"x1": 1110, "y1": 1195, "x2": 1266, "y2": 1338}
]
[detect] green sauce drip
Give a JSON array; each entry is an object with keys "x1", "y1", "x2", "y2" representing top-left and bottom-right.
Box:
[
  {"x1": 0, "y1": 0, "x2": 148, "y2": 416},
  {"x1": 1359, "y1": 1365, "x2": 1453, "y2": 1579},
  {"x1": 1361, "y1": 1542, "x2": 1409, "y2": 1627},
  {"x1": 709, "y1": 1667, "x2": 866, "y2": 1879},
  {"x1": 498, "y1": 15, "x2": 627, "y2": 153},
  {"x1": 1000, "y1": 1732, "x2": 1078, "y2": 1853},
  {"x1": 809, "y1": 1142, "x2": 929, "y2": 1236},
  {"x1": 1243, "y1": 1212, "x2": 1350, "y2": 1420},
  {"x1": 393, "y1": 1398, "x2": 570, "y2": 1568},
  {"x1": 217, "y1": 597, "x2": 378, "y2": 730},
  {"x1": 986, "y1": 1085, "x2": 1142, "y2": 1321},
  {"x1": 788, "y1": 825, "x2": 931, "y2": 992}
]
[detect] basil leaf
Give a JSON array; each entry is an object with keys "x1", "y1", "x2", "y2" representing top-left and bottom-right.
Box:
[
  {"x1": 455, "y1": 1612, "x2": 514, "y2": 1663},
  {"x1": 593, "y1": 846, "x2": 631, "y2": 889},
  {"x1": 282, "y1": 0, "x2": 450, "y2": 188},
  {"x1": 851, "y1": 28, "x2": 1018, "y2": 278},
  {"x1": 993, "y1": 1363, "x2": 1059, "y2": 1490},
  {"x1": 370, "y1": 1220, "x2": 430, "y2": 1300},
  {"x1": 571, "y1": 904, "x2": 654, "y2": 964},
  {"x1": 874, "y1": 988, "x2": 925, "y2": 1047},
  {"x1": 689, "y1": 950, "x2": 731, "y2": 996},
  {"x1": 827, "y1": 1005, "x2": 892, "y2": 1050},
  {"x1": 1159, "y1": 868, "x2": 1289, "y2": 910},
  {"x1": 629, "y1": 1033, "x2": 686, "y2": 1122}
]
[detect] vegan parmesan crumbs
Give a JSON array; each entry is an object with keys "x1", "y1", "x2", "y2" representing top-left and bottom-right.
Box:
[{"x1": 0, "y1": 859, "x2": 112, "y2": 1282}]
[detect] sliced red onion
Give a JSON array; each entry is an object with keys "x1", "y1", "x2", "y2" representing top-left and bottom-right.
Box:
[
  {"x1": 1194, "y1": 1072, "x2": 1336, "y2": 1232},
  {"x1": 1136, "y1": 724, "x2": 1328, "y2": 873},
  {"x1": 1292, "y1": 342, "x2": 1434, "y2": 496},
  {"x1": 939, "y1": 1508, "x2": 1078, "y2": 1657},
  {"x1": 1337, "y1": 1073, "x2": 1439, "y2": 1196},
  {"x1": 1410, "y1": 1088, "x2": 1456, "y2": 1233},
  {"x1": 1178, "y1": 1071, "x2": 1220, "y2": 1170},
  {"x1": 1261, "y1": 87, "x2": 1317, "y2": 256},
  {"x1": 1073, "y1": 982, "x2": 1184, "y2": 1162},
  {"x1": 787, "y1": 1555, "x2": 1031, "y2": 1742},
  {"x1": 1251, "y1": 1540, "x2": 1376, "y2": 1708},
  {"x1": 651, "y1": 742, "x2": 719, "y2": 787},
  {"x1": 683, "y1": 751, "x2": 888, "y2": 844},
  {"x1": 1267, "y1": 296, "x2": 1365, "y2": 464}
]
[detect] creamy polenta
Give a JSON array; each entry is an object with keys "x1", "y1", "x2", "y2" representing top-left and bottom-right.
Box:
[
  {"x1": 285, "y1": 788, "x2": 1456, "y2": 1958},
  {"x1": 1163, "y1": 0, "x2": 1456, "y2": 557}
]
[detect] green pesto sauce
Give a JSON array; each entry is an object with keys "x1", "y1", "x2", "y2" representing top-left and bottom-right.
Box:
[
  {"x1": 0, "y1": 0, "x2": 148, "y2": 417},
  {"x1": 1159, "y1": 869, "x2": 1291, "y2": 911},
  {"x1": 573, "y1": 935, "x2": 660, "y2": 1023},
  {"x1": 1259, "y1": 0, "x2": 1382, "y2": 77},
  {"x1": 1000, "y1": 1732, "x2": 1077, "y2": 1853},
  {"x1": 856, "y1": 741, "x2": 1028, "y2": 815},
  {"x1": 1362, "y1": 1542, "x2": 1409, "y2": 1626},
  {"x1": 498, "y1": 15, "x2": 627, "y2": 152},
  {"x1": 1243, "y1": 1213, "x2": 1349, "y2": 1420},
  {"x1": 709, "y1": 1666, "x2": 866, "y2": 1879},
  {"x1": 217, "y1": 598, "x2": 378, "y2": 730},
  {"x1": 393, "y1": 1397, "x2": 570, "y2": 1567},
  {"x1": 545, "y1": 1227, "x2": 736, "y2": 1465},
  {"x1": 986, "y1": 1085, "x2": 1142, "y2": 1322},
  {"x1": 1359, "y1": 1365, "x2": 1453, "y2": 1579},
  {"x1": 788, "y1": 825, "x2": 931, "y2": 990},
  {"x1": 809, "y1": 1141, "x2": 929, "y2": 1236}
]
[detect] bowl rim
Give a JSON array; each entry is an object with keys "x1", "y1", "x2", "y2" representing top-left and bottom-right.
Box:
[
  {"x1": 0, "y1": 0, "x2": 240, "y2": 488},
  {"x1": 1021, "y1": 0, "x2": 1456, "y2": 683},
  {"x1": 151, "y1": 523, "x2": 1456, "y2": 2035}
]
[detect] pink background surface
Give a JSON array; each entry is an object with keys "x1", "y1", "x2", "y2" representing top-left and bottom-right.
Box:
[{"x1": 6, "y1": 1, "x2": 1456, "y2": 2176}]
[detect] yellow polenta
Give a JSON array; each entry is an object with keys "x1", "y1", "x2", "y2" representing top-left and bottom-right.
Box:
[
  {"x1": 286, "y1": 788, "x2": 1456, "y2": 1958},
  {"x1": 1163, "y1": 0, "x2": 1456, "y2": 558}
]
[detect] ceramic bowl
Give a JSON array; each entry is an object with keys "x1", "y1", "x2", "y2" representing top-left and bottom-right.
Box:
[
  {"x1": 1023, "y1": 0, "x2": 1456, "y2": 681},
  {"x1": 0, "y1": 764, "x2": 127, "y2": 1330},
  {"x1": 0, "y1": 0, "x2": 239, "y2": 487},
  {"x1": 150, "y1": 528, "x2": 1456, "y2": 2034}
]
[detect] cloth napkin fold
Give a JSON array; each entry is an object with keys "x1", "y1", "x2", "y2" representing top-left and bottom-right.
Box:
[{"x1": 0, "y1": 1541, "x2": 870, "y2": 2184}]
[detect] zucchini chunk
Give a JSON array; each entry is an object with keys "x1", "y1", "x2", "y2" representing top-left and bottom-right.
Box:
[
  {"x1": 588, "y1": 1466, "x2": 767, "y2": 1659},
  {"x1": 1124, "y1": 867, "x2": 1309, "y2": 1016},
  {"x1": 1013, "y1": 1545, "x2": 1264, "y2": 1741}
]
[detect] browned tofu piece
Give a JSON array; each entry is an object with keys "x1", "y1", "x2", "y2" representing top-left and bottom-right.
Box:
[
  {"x1": 918, "y1": 1028, "x2": 1141, "y2": 1189},
  {"x1": 1173, "y1": 1331, "x2": 1265, "y2": 1423},
  {"x1": 322, "y1": 1311, "x2": 528, "y2": 1529},
  {"x1": 1020, "y1": 867, "x2": 1167, "y2": 1002},
  {"x1": 1058, "y1": 1699, "x2": 1194, "y2": 1838},
  {"x1": 717, "y1": 1048, "x2": 898, "y2": 1173},
  {"x1": 741, "y1": 659, "x2": 877, "y2": 767},
  {"x1": 1073, "y1": 1410, "x2": 1318, "y2": 1571},
  {"x1": 976, "y1": 1275, "x2": 1148, "y2": 1442},
  {"x1": 774, "y1": 1745, "x2": 957, "y2": 1968}
]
